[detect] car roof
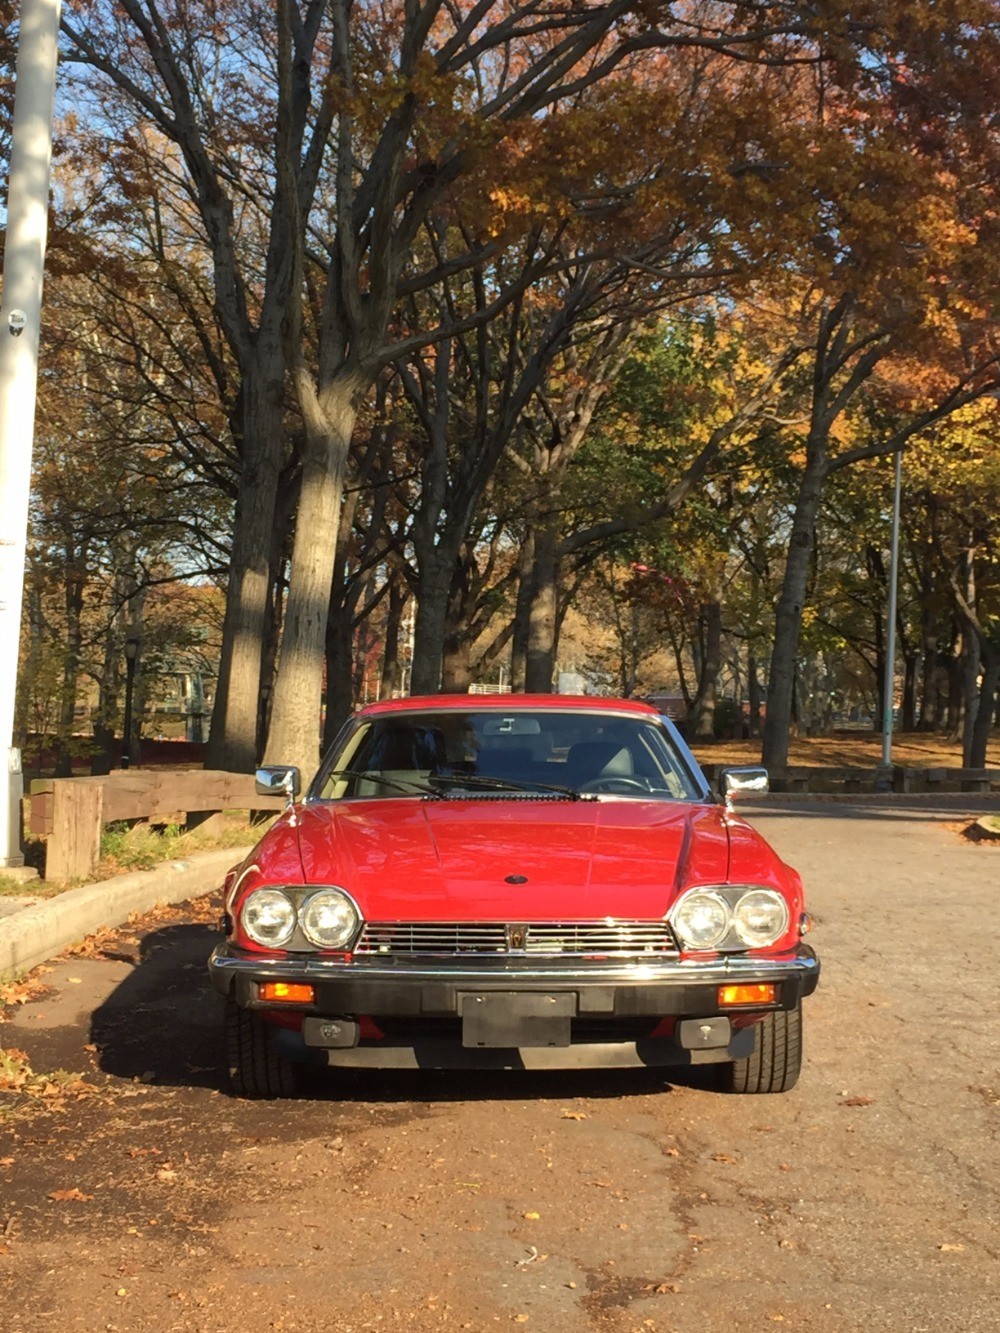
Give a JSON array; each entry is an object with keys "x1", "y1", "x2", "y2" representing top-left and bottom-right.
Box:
[{"x1": 355, "y1": 694, "x2": 659, "y2": 718}]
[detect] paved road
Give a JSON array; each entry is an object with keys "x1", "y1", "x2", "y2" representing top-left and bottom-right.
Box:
[{"x1": 1, "y1": 798, "x2": 998, "y2": 1333}]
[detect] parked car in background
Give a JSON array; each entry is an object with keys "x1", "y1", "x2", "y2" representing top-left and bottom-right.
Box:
[{"x1": 210, "y1": 695, "x2": 818, "y2": 1097}]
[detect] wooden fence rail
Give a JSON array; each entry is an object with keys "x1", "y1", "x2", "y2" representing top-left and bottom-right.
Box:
[{"x1": 29, "y1": 771, "x2": 285, "y2": 882}]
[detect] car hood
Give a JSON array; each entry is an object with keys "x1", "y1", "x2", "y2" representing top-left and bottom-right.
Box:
[{"x1": 291, "y1": 798, "x2": 738, "y2": 919}]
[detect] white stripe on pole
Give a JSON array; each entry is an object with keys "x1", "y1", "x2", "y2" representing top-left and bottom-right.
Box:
[{"x1": 0, "y1": 0, "x2": 62, "y2": 868}]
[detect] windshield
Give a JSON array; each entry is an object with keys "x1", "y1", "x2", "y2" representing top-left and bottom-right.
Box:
[{"x1": 312, "y1": 708, "x2": 703, "y2": 802}]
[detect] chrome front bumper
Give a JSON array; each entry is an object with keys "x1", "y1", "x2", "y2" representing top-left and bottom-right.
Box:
[{"x1": 208, "y1": 942, "x2": 820, "y2": 1018}]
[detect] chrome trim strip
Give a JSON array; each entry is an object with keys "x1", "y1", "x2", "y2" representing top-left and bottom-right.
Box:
[{"x1": 209, "y1": 944, "x2": 817, "y2": 987}]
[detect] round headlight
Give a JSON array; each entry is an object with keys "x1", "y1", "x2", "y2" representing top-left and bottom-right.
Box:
[
  {"x1": 300, "y1": 889, "x2": 360, "y2": 949},
  {"x1": 242, "y1": 888, "x2": 296, "y2": 948},
  {"x1": 672, "y1": 890, "x2": 731, "y2": 950},
  {"x1": 733, "y1": 889, "x2": 789, "y2": 948}
]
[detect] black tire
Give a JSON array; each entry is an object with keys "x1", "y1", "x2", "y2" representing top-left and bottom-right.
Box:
[
  {"x1": 720, "y1": 1003, "x2": 803, "y2": 1094},
  {"x1": 226, "y1": 1000, "x2": 299, "y2": 1098}
]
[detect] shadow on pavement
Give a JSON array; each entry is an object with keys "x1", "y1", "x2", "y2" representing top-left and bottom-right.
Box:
[{"x1": 90, "y1": 922, "x2": 229, "y2": 1092}]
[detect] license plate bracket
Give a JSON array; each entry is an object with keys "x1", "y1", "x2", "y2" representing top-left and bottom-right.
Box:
[{"x1": 460, "y1": 992, "x2": 575, "y2": 1048}]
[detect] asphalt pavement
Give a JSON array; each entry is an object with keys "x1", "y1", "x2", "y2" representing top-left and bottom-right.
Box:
[{"x1": 0, "y1": 795, "x2": 998, "y2": 1333}]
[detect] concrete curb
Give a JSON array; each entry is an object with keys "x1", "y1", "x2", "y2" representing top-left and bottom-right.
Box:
[{"x1": 0, "y1": 846, "x2": 251, "y2": 983}]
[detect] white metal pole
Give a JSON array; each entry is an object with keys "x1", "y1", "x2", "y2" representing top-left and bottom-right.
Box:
[
  {"x1": 878, "y1": 448, "x2": 903, "y2": 783},
  {"x1": 0, "y1": 0, "x2": 62, "y2": 869}
]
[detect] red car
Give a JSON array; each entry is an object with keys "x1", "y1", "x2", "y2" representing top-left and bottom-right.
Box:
[{"x1": 209, "y1": 696, "x2": 818, "y2": 1097}]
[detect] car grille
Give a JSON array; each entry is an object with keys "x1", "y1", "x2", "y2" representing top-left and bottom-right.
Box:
[{"x1": 353, "y1": 920, "x2": 678, "y2": 958}]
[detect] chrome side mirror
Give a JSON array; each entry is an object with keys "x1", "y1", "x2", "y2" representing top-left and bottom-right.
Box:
[
  {"x1": 719, "y1": 766, "x2": 769, "y2": 809},
  {"x1": 255, "y1": 765, "x2": 301, "y2": 804}
]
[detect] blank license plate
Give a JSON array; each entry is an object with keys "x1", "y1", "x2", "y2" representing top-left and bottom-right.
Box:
[{"x1": 460, "y1": 992, "x2": 575, "y2": 1048}]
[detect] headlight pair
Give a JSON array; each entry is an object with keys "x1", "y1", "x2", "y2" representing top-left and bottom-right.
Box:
[
  {"x1": 670, "y1": 885, "x2": 789, "y2": 951},
  {"x1": 241, "y1": 886, "x2": 360, "y2": 950}
]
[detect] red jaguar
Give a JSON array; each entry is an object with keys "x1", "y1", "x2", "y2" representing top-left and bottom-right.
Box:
[{"x1": 209, "y1": 696, "x2": 819, "y2": 1097}]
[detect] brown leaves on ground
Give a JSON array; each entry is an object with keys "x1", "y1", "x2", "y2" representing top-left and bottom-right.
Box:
[
  {"x1": 0, "y1": 1047, "x2": 97, "y2": 1116},
  {"x1": 48, "y1": 1187, "x2": 94, "y2": 1203},
  {"x1": 0, "y1": 977, "x2": 51, "y2": 1017},
  {"x1": 67, "y1": 893, "x2": 222, "y2": 962}
]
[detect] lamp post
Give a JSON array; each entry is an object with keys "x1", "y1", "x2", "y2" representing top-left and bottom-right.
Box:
[
  {"x1": 0, "y1": 0, "x2": 61, "y2": 871},
  {"x1": 121, "y1": 638, "x2": 140, "y2": 769}
]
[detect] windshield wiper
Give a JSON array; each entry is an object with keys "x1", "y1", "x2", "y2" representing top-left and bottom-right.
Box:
[
  {"x1": 430, "y1": 772, "x2": 586, "y2": 800},
  {"x1": 325, "y1": 768, "x2": 445, "y2": 798}
]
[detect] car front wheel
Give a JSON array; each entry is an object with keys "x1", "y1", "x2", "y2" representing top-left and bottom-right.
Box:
[
  {"x1": 226, "y1": 1000, "x2": 299, "y2": 1098},
  {"x1": 719, "y1": 1002, "x2": 802, "y2": 1094}
]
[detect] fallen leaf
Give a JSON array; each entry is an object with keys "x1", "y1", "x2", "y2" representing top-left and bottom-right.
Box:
[
  {"x1": 938, "y1": 1243, "x2": 965, "y2": 1252},
  {"x1": 560, "y1": 1110, "x2": 587, "y2": 1120},
  {"x1": 664, "y1": 1146, "x2": 680, "y2": 1157},
  {"x1": 49, "y1": 1188, "x2": 93, "y2": 1202},
  {"x1": 840, "y1": 1095, "x2": 875, "y2": 1107},
  {"x1": 643, "y1": 1282, "x2": 680, "y2": 1294},
  {"x1": 711, "y1": 1152, "x2": 738, "y2": 1164},
  {"x1": 523, "y1": 1211, "x2": 540, "y2": 1220},
  {"x1": 0, "y1": 1158, "x2": 14, "y2": 1167}
]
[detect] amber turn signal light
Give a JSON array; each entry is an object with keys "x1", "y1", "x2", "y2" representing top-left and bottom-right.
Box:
[
  {"x1": 718, "y1": 983, "x2": 777, "y2": 1007},
  {"x1": 258, "y1": 982, "x2": 315, "y2": 1004}
]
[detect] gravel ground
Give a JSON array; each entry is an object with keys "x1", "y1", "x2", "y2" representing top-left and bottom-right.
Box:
[{"x1": 1, "y1": 796, "x2": 998, "y2": 1333}]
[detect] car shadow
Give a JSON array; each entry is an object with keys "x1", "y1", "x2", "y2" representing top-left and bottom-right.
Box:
[
  {"x1": 90, "y1": 922, "x2": 230, "y2": 1093},
  {"x1": 90, "y1": 923, "x2": 708, "y2": 1104}
]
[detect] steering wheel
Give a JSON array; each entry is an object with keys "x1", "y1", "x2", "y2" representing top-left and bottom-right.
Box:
[{"x1": 577, "y1": 776, "x2": 651, "y2": 794}]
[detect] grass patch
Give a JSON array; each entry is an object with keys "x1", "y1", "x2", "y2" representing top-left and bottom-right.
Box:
[{"x1": 0, "y1": 810, "x2": 265, "y2": 898}]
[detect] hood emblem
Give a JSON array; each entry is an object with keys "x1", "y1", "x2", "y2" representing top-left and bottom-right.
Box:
[
  {"x1": 505, "y1": 924, "x2": 529, "y2": 951},
  {"x1": 505, "y1": 874, "x2": 528, "y2": 885}
]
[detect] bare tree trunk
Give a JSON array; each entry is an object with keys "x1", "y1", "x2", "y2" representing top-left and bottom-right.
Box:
[
  {"x1": 918, "y1": 605, "x2": 941, "y2": 729},
  {"x1": 762, "y1": 454, "x2": 826, "y2": 768},
  {"x1": 902, "y1": 652, "x2": 918, "y2": 732},
  {"x1": 322, "y1": 603, "x2": 355, "y2": 752},
  {"x1": 525, "y1": 521, "x2": 559, "y2": 693},
  {"x1": 264, "y1": 378, "x2": 359, "y2": 782},
  {"x1": 206, "y1": 375, "x2": 286, "y2": 772},
  {"x1": 380, "y1": 577, "x2": 406, "y2": 700},
  {"x1": 510, "y1": 531, "x2": 535, "y2": 692},
  {"x1": 411, "y1": 547, "x2": 458, "y2": 695},
  {"x1": 687, "y1": 601, "x2": 722, "y2": 741},
  {"x1": 747, "y1": 654, "x2": 762, "y2": 738},
  {"x1": 55, "y1": 555, "x2": 86, "y2": 778},
  {"x1": 969, "y1": 646, "x2": 1000, "y2": 768}
]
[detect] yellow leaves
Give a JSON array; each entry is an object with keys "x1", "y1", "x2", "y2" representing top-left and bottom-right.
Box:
[{"x1": 484, "y1": 186, "x2": 553, "y2": 240}]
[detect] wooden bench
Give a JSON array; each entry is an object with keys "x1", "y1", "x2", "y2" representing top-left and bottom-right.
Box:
[{"x1": 29, "y1": 770, "x2": 285, "y2": 882}]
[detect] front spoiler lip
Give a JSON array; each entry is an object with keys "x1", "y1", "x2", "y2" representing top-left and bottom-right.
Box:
[{"x1": 209, "y1": 941, "x2": 820, "y2": 1008}]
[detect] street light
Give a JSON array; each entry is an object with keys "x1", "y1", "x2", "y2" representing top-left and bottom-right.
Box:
[{"x1": 121, "y1": 637, "x2": 140, "y2": 769}]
